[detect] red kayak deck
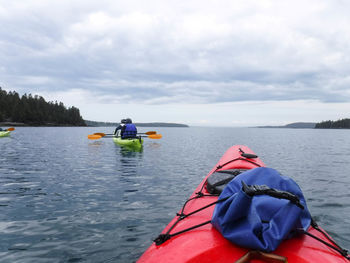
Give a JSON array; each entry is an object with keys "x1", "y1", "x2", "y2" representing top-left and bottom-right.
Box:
[{"x1": 138, "y1": 145, "x2": 349, "y2": 262}]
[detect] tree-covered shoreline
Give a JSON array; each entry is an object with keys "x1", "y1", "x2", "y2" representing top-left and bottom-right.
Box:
[
  {"x1": 315, "y1": 118, "x2": 350, "y2": 129},
  {"x1": 0, "y1": 87, "x2": 86, "y2": 126}
]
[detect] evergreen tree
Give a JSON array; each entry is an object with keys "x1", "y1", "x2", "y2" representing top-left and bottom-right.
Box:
[
  {"x1": 315, "y1": 118, "x2": 350, "y2": 129},
  {"x1": 0, "y1": 87, "x2": 86, "y2": 126}
]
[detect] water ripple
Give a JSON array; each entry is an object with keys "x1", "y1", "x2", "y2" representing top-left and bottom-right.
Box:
[{"x1": 0, "y1": 127, "x2": 349, "y2": 262}]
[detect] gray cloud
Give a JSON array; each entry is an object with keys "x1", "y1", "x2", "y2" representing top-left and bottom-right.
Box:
[{"x1": 1, "y1": 0, "x2": 350, "y2": 107}]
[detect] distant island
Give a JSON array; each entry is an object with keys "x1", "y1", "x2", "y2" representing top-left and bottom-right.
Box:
[
  {"x1": 85, "y1": 120, "x2": 189, "y2": 127},
  {"x1": 257, "y1": 122, "x2": 316, "y2": 129},
  {"x1": 258, "y1": 119, "x2": 350, "y2": 129},
  {"x1": 0, "y1": 87, "x2": 86, "y2": 126}
]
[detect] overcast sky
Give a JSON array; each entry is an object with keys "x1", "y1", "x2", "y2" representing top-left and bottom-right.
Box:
[{"x1": 1, "y1": 0, "x2": 349, "y2": 126}]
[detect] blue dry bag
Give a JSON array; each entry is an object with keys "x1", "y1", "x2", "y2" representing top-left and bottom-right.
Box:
[{"x1": 211, "y1": 167, "x2": 311, "y2": 252}]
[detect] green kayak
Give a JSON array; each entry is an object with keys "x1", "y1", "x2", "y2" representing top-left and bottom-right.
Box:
[
  {"x1": 113, "y1": 136, "x2": 143, "y2": 149},
  {"x1": 0, "y1": 131, "x2": 10, "y2": 137}
]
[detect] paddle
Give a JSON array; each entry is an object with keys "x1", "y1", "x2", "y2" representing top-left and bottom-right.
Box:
[
  {"x1": 87, "y1": 133, "x2": 162, "y2": 140},
  {"x1": 93, "y1": 132, "x2": 112, "y2": 137},
  {"x1": 88, "y1": 134, "x2": 103, "y2": 140},
  {"x1": 93, "y1": 131, "x2": 157, "y2": 137},
  {"x1": 139, "y1": 131, "x2": 157, "y2": 135},
  {"x1": 6, "y1": 127, "x2": 15, "y2": 131},
  {"x1": 144, "y1": 134, "x2": 162, "y2": 139}
]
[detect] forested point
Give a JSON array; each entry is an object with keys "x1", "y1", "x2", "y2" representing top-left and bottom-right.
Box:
[
  {"x1": 315, "y1": 118, "x2": 350, "y2": 129},
  {"x1": 0, "y1": 87, "x2": 86, "y2": 126}
]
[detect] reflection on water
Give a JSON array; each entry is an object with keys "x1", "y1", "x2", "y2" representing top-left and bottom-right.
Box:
[
  {"x1": 147, "y1": 142, "x2": 161, "y2": 149},
  {"x1": 88, "y1": 141, "x2": 104, "y2": 147},
  {"x1": 119, "y1": 145, "x2": 144, "y2": 156},
  {"x1": 0, "y1": 127, "x2": 349, "y2": 263}
]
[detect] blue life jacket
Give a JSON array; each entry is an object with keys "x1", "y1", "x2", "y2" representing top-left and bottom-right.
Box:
[
  {"x1": 211, "y1": 167, "x2": 311, "y2": 252},
  {"x1": 122, "y1": 123, "x2": 137, "y2": 138}
]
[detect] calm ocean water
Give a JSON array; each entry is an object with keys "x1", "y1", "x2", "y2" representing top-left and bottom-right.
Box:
[{"x1": 0, "y1": 127, "x2": 349, "y2": 262}]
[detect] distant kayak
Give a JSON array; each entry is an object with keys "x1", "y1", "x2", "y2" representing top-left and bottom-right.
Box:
[
  {"x1": 138, "y1": 145, "x2": 349, "y2": 262},
  {"x1": 113, "y1": 136, "x2": 143, "y2": 149},
  {"x1": 0, "y1": 131, "x2": 11, "y2": 137}
]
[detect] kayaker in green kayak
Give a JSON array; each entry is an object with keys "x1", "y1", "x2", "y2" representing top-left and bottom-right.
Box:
[{"x1": 114, "y1": 118, "x2": 138, "y2": 139}]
